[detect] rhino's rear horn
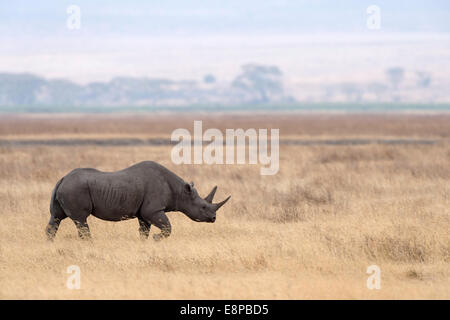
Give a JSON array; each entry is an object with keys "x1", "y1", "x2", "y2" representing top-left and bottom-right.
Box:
[
  {"x1": 213, "y1": 196, "x2": 231, "y2": 211},
  {"x1": 204, "y1": 186, "x2": 218, "y2": 203}
]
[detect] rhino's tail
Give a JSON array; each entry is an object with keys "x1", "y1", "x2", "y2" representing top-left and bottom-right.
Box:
[
  {"x1": 46, "y1": 178, "x2": 67, "y2": 240},
  {"x1": 45, "y1": 179, "x2": 67, "y2": 240},
  {"x1": 50, "y1": 178, "x2": 66, "y2": 219}
]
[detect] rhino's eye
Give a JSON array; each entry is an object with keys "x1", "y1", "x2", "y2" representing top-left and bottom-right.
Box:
[{"x1": 202, "y1": 205, "x2": 206, "y2": 210}]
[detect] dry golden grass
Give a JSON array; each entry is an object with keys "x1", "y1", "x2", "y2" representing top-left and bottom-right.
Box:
[
  {"x1": 0, "y1": 114, "x2": 449, "y2": 299},
  {"x1": 1, "y1": 113, "x2": 450, "y2": 138}
]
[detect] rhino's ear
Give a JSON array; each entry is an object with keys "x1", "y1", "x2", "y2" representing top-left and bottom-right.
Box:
[{"x1": 184, "y1": 182, "x2": 193, "y2": 194}]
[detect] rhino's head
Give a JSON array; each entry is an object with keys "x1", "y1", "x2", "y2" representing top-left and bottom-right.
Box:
[{"x1": 179, "y1": 182, "x2": 230, "y2": 223}]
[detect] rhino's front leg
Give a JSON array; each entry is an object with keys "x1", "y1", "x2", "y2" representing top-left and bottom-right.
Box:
[
  {"x1": 147, "y1": 211, "x2": 171, "y2": 241},
  {"x1": 138, "y1": 218, "x2": 151, "y2": 240}
]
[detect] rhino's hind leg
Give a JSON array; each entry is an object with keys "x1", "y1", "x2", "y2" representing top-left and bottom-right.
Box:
[
  {"x1": 46, "y1": 217, "x2": 63, "y2": 241},
  {"x1": 46, "y1": 195, "x2": 67, "y2": 241},
  {"x1": 73, "y1": 220, "x2": 91, "y2": 240},
  {"x1": 138, "y1": 218, "x2": 151, "y2": 240},
  {"x1": 57, "y1": 186, "x2": 92, "y2": 240}
]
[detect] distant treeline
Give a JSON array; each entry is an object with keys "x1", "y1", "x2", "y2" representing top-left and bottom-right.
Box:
[
  {"x1": 0, "y1": 64, "x2": 292, "y2": 108},
  {"x1": 0, "y1": 64, "x2": 445, "y2": 109}
]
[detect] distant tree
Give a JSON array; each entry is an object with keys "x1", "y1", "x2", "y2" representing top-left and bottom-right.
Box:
[
  {"x1": 45, "y1": 79, "x2": 83, "y2": 105},
  {"x1": 203, "y1": 74, "x2": 216, "y2": 84},
  {"x1": 367, "y1": 82, "x2": 388, "y2": 101},
  {"x1": 385, "y1": 67, "x2": 404, "y2": 89},
  {"x1": 0, "y1": 73, "x2": 45, "y2": 105},
  {"x1": 232, "y1": 64, "x2": 283, "y2": 103},
  {"x1": 416, "y1": 71, "x2": 432, "y2": 88},
  {"x1": 340, "y1": 83, "x2": 362, "y2": 102}
]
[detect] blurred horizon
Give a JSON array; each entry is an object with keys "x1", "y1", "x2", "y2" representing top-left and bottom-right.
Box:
[{"x1": 1, "y1": 1, "x2": 449, "y2": 108}]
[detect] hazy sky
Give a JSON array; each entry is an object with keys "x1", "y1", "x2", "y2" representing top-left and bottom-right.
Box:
[
  {"x1": 1, "y1": 0, "x2": 450, "y2": 35},
  {"x1": 1, "y1": 1, "x2": 449, "y2": 84}
]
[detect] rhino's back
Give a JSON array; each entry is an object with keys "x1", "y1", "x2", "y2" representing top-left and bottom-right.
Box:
[
  {"x1": 57, "y1": 167, "x2": 146, "y2": 221},
  {"x1": 57, "y1": 162, "x2": 176, "y2": 221},
  {"x1": 86, "y1": 169, "x2": 146, "y2": 221}
]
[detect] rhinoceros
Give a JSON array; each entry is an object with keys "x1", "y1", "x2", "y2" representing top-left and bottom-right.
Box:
[{"x1": 45, "y1": 161, "x2": 230, "y2": 241}]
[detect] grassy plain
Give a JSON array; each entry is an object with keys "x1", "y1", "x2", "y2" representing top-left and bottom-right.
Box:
[{"x1": 0, "y1": 113, "x2": 449, "y2": 299}]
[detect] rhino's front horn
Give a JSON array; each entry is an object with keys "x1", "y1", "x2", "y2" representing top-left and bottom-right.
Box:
[
  {"x1": 204, "y1": 186, "x2": 217, "y2": 203},
  {"x1": 213, "y1": 196, "x2": 231, "y2": 211}
]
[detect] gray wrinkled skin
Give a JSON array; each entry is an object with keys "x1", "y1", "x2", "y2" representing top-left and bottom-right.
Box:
[{"x1": 45, "y1": 161, "x2": 230, "y2": 241}]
